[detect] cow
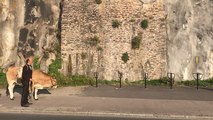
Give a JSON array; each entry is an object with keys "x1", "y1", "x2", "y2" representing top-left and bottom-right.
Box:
[
  {"x1": 6, "y1": 66, "x2": 57, "y2": 100},
  {"x1": 31, "y1": 70, "x2": 57, "y2": 100}
]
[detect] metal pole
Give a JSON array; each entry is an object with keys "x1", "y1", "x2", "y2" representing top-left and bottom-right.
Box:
[
  {"x1": 196, "y1": 73, "x2": 199, "y2": 90},
  {"x1": 96, "y1": 73, "x2": 98, "y2": 88},
  {"x1": 193, "y1": 73, "x2": 203, "y2": 90},
  {"x1": 119, "y1": 75, "x2": 122, "y2": 88},
  {"x1": 144, "y1": 73, "x2": 148, "y2": 88},
  {"x1": 94, "y1": 72, "x2": 98, "y2": 88},
  {"x1": 167, "y1": 73, "x2": 175, "y2": 89},
  {"x1": 118, "y1": 71, "x2": 122, "y2": 88},
  {"x1": 170, "y1": 73, "x2": 172, "y2": 89}
]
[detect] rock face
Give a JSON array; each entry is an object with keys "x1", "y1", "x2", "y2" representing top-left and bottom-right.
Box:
[
  {"x1": 165, "y1": 0, "x2": 213, "y2": 80},
  {"x1": 61, "y1": 0, "x2": 167, "y2": 81},
  {"x1": 0, "y1": 0, "x2": 61, "y2": 72}
]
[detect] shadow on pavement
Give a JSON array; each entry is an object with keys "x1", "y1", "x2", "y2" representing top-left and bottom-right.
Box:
[{"x1": 14, "y1": 85, "x2": 51, "y2": 95}]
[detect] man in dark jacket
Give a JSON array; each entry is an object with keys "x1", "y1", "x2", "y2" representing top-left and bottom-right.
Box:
[{"x1": 21, "y1": 57, "x2": 33, "y2": 107}]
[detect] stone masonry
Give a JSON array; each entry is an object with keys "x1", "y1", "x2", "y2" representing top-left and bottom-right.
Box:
[{"x1": 61, "y1": 0, "x2": 167, "y2": 81}]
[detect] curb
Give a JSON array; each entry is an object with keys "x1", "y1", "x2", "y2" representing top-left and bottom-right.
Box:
[{"x1": 0, "y1": 109, "x2": 213, "y2": 120}]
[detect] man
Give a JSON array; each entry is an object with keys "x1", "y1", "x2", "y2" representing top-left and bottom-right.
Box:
[{"x1": 21, "y1": 57, "x2": 33, "y2": 107}]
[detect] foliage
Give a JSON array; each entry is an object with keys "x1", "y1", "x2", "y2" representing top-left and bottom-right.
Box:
[
  {"x1": 121, "y1": 52, "x2": 129, "y2": 63},
  {"x1": 0, "y1": 71, "x2": 7, "y2": 88},
  {"x1": 112, "y1": 20, "x2": 121, "y2": 28},
  {"x1": 98, "y1": 80, "x2": 120, "y2": 85},
  {"x1": 81, "y1": 52, "x2": 87, "y2": 60},
  {"x1": 97, "y1": 46, "x2": 103, "y2": 51},
  {"x1": 56, "y1": 74, "x2": 95, "y2": 87},
  {"x1": 140, "y1": 19, "x2": 148, "y2": 29},
  {"x1": 54, "y1": 42, "x2": 61, "y2": 54},
  {"x1": 131, "y1": 77, "x2": 168, "y2": 86},
  {"x1": 48, "y1": 56, "x2": 95, "y2": 87},
  {"x1": 95, "y1": 0, "x2": 102, "y2": 4},
  {"x1": 88, "y1": 35, "x2": 100, "y2": 46},
  {"x1": 176, "y1": 79, "x2": 213, "y2": 87},
  {"x1": 33, "y1": 56, "x2": 40, "y2": 70},
  {"x1": 131, "y1": 36, "x2": 142, "y2": 49},
  {"x1": 48, "y1": 57, "x2": 62, "y2": 77}
]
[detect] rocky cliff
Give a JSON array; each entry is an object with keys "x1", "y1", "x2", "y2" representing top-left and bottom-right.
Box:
[
  {"x1": 0, "y1": 0, "x2": 61, "y2": 72},
  {"x1": 165, "y1": 0, "x2": 213, "y2": 80}
]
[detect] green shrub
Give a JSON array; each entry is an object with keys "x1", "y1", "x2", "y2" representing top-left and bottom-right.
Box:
[
  {"x1": 97, "y1": 46, "x2": 103, "y2": 51},
  {"x1": 48, "y1": 57, "x2": 62, "y2": 77},
  {"x1": 0, "y1": 71, "x2": 7, "y2": 88},
  {"x1": 140, "y1": 19, "x2": 148, "y2": 29},
  {"x1": 48, "y1": 56, "x2": 95, "y2": 87},
  {"x1": 88, "y1": 35, "x2": 100, "y2": 46},
  {"x1": 130, "y1": 77, "x2": 168, "y2": 86},
  {"x1": 112, "y1": 20, "x2": 121, "y2": 28},
  {"x1": 177, "y1": 79, "x2": 213, "y2": 87},
  {"x1": 33, "y1": 56, "x2": 40, "y2": 70},
  {"x1": 54, "y1": 42, "x2": 61, "y2": 54},
  {"x1": 131, "y1": 36, "x2": 142, "y2": 49},
  {"x1": 98, "y1": 80, "x2": 119, "y2": 85},
  {"x1": 95, "y1": 0, "x2": 102, "y2": 4},
  {"x1": 121, "y1": 52, "x2": 129, "y2": 63},
  {"x1": 81, "y1": 52, "x2": 87, "y2": 60}
]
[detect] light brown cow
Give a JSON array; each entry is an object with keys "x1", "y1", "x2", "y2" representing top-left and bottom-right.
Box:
[
  {"x1": 6, "y1": 66, "x2": 23, "y2": 100},
  {"x1": 31, "y1": 70, "x2": 57, "y2": 100},
  {"x1": 6, "y1": 66, "x2": 57, "y2": 100}
]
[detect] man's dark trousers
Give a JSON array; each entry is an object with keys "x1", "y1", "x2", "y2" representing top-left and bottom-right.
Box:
[
  {"x1": 21, "y1": 64, "x2": 32, "y2": 106},
  {"x1": 21, "y1": 79, "x2": 30, "y2": 106}
]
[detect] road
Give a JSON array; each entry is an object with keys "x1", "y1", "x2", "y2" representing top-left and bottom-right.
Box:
[
  {"x1": 0, "y1": 85, "x2": 212, "y2": 120},
  {"x1": 0, "y1": 113, "x2": 167, "y2": 120}
]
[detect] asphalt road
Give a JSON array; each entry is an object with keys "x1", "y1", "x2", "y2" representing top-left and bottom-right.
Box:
[
  {"x1": 83, "y1": 85, "x2": 213, "y2": 101},
  {"x1": 0, "y1": 113, "x2": 170, "y2": 120}
]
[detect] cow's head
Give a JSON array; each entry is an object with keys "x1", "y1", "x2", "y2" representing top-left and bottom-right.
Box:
[{"x1": 51, "y1": 77, "x2": 57, "y2": 88}]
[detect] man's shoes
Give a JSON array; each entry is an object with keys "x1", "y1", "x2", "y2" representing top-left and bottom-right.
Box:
[
  {"x1": 26, "y1": 102, "x2": 33, "y2": 105},
  {"x1": 21, "y1": 104, "x2": 29, "y2": 107}
]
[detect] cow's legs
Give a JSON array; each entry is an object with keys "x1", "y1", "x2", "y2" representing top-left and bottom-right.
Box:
[
  {"x1": 6, "y1": 84, "x2": 9, "y2": 96},
  {"x1": 8, "y1": 82, "x2": 15, "y2": 100},
  {"x1": 34, "y1": 88, "x2": 39, "y2": 100}
]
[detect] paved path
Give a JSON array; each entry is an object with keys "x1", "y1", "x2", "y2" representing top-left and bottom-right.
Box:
[{"x1": 0, "y1": 85, "x2": 212, "y2": 119}]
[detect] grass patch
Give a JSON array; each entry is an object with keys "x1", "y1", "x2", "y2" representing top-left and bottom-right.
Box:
[
  {"x1": 57, "y1": 74, "x2": 95, "y2": 87},
  {"x1": 130, "y1": 78, "x2": 213, "y2": 88},
  {"x1": 131, "y1": 77, "x2": 168, "y2": 86},
  {"x1": 0, "y1": 72, "x2": 7, "y2": 88},
  {"x1": 98, "y1": 80, "x2": 120, "y2": 85},
  {"x1": 176, "y1": 79, "x2": 213, "y2": 87}
]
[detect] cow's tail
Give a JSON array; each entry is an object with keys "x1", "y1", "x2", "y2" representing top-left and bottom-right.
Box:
[{"x1": 6, "y1": 84, "x2": 9, "y2": 96}]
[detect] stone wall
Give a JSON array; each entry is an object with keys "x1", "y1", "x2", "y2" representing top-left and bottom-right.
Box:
[{"x1": 61, "y1": 0, "x2": 167, "y2": 81}]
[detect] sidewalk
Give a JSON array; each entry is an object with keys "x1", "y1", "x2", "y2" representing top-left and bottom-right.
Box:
[{"x1": 0, "y1": 85, "x2": 213, "y2": 119}]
